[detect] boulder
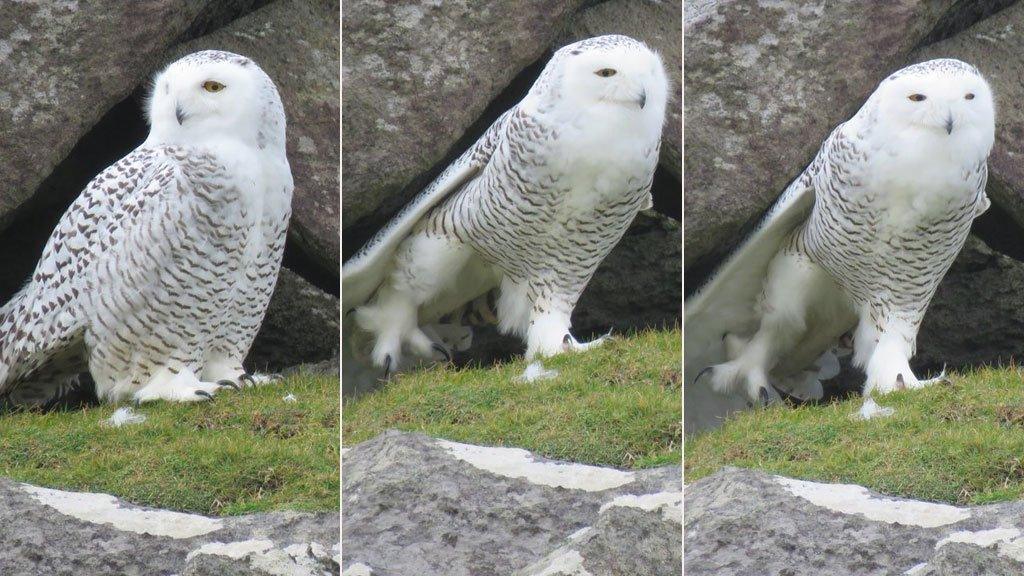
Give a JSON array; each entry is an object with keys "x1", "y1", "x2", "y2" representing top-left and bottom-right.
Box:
[
  {"x1": 341, "y1": 0, "x2": 584, "y2": 255},
  {"x1": 175, "y1": 0, "x2": 341, "y2": 276},
  {"x1": 248, "y1": 267, "x2": 340, "y2": 373},
  {"x1": 912, "y1": 2, "x2": 1024, "y2": 236},
  {"x1": 0, "y1": 1, "x2": 218, "y2": 229},
  {"x1": 684, "y1": 0, "x2": 958, "y2": 268},
  {"x1": 0, "y1": 478, "x2": 338, "y2": 575},
  {"x1": 560, "y1": 0, "x2": 683, "y2": 181},
  {"x1": 342, "y1": 430, "x2": 681, "y2": 576},
  {"x1": 685, "y1": 467, "x2": 1024, "y2": 576}
]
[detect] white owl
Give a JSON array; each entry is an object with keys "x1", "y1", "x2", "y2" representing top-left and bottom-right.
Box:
[
  {"x1": 343, "y1": 35, "x2": 668, "y2": 384},
  {"x1": 685, "y1": 59, "x2": 995, "y2": 432},
  {"x1": 0, "y1": 50, "x2": 293, "y2": 406}
]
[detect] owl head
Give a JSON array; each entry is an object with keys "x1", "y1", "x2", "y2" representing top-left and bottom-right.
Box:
[
  {"x1": 873, "y1": 59, "x2": 994, "y2": 152},
  {"x1": 533, "y1": 35, "x2": 669, "y2": 132},
  {"x1": 145, "y1": 50, "x2": 286, "y2": 151}
]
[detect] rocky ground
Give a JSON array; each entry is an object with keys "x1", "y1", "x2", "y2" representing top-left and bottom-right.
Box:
[
  {"x1": 341, "y1": 431, "x2": 681, "y2": 576},
  {"x1": 0, "y1": 1, "x2": 340, "y2": 374},
  {"x1": 686, "y1": 0, "x2": 1024, "y2": 391},
  {"x1": 686, "y1": 468, "x2": 1024, "y2": 575},
  {"x1": 342, "y1": 0, "x2": 683, "y2": 349},
  {"x1": 0, "y1": 476, "x2": 338, "y2": 575}
]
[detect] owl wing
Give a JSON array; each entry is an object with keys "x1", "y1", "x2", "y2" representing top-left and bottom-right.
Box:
[
  {"x1": 0, "y1": 147, "x2": 206, "y2": 392},
  {"x1": 341, "y1": 109, "x2": 514, "y2": 312},
  {"x1": 683, "y1": 128, "x2": 849, "y2": 432}
]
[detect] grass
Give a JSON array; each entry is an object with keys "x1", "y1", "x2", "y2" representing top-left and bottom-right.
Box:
[
  {"x1": 0, "y1": 372, "x2": 339, "y2": 516},
  {"x1": 343, "y1": 328, "x2": 682, "y2": 469},
  {"x1": 685, "y1": 366, "x2": 1024, "y2": 505}
]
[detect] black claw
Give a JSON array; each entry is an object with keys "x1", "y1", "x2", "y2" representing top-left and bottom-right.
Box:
[
  {"x1": 431, "y1": 343, "x2": 452, "y2": 363},
  {"x1": 758, "y1": 386, "x2": 772, "y2": 407},
  {"x1": 195, "y1": 390, "x2": 215, "y2": 401},
  {"x1": 563, "y1": 334, "x2": 572, "y2": 345},
  {"x1": 239, "y1": 374, "x2": 257, "y2": 387},
  {"x1": 383, "y1": 354, "x2": 392, "y2": 380},
  {"x1": 770, "y1": 383, "x2": 819, "y2": 407},
  {"x1": 217, "y1": 379, "x2": 240, "y2": 390},
  {"x1": 693, "y1": 366, "x2": 714, "y2": 386}
]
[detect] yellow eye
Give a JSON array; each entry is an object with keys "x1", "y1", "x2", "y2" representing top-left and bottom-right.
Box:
[
  {"x1": 202, "y1": 80, "x2": 225, "y2": 93},
  {"x1": 965, "y1": 93, "x2": 975, "y2": 100},
  {"x1": 908, "y1": 93, "x2": 926, "y2": 102},
  {"x1": 595, "y1": 68, "x2": 617, "y2": 78}
]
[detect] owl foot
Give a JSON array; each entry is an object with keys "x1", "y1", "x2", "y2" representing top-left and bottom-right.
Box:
[
  {"x1": 697, "y1": 362, "x2": 782, "y2": 408},
  {"x1": 133, "y1": 377, "x2": 224, "y2": 404},
  {"x1": 561, "y1": 329, "x2": 614, "y2": 353}
]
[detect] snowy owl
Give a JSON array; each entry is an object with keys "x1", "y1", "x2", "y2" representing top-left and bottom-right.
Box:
[
  {"x1": 0, "y1": 50, "x2": 293, "y2": 406},
  {"x1": 685, "y1": 59, "x2": 995, "y2": 433},
  {"x1": 343, "y1": 35, "x2": 668, "y2": 381}
]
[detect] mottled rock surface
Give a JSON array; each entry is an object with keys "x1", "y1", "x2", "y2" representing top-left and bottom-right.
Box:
[
  {"x1": 686, "y1": 467, "x2": 1024, "y2": 576},
  {"x1": 342, "y1": 431, "x2": 681, "y2": 576},
  {"x1": 0, "y1": 478, "x2": 338, "y2": 575},
  {"x1": 684, "y1": 0, "x2": 956, "y2": 268}
]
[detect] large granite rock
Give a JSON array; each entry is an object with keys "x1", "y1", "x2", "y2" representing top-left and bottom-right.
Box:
[
  {"x1": 248, "y1": 268, "x2": 340, "y2": 373},
  {"x1": 0, "y1": 478, "x2": 338, "y2": 575},
  {"x1": 176, "y1": 0, "x2": 341, "y2": 275},
  {"x1": 684, "y1": 0, "x2": 958, "y2": 268},
  {"x1": 342, "y1": 431, "x2": 681, "y2": 576},
  {"x1": 561, "y1": 0, "x2": 682, "y2": 181},
  {"x1": 0, "y1": 1, "x2": 218, "y2": 229},
  {"x1": 686, "y1": 467, "x2": 1024, "y2": 576},
  {"x1": 341, "y1": 0, "x2": 583, "y2": 255},
  {"x1": 912, "y1": 2, "x2": 1024, "y2": 236}
]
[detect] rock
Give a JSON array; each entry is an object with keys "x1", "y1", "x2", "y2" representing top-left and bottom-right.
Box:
[
  {"x1": 915, "y1": 236, "x2": 1024, "y2": 371},
  {"x1": 685, "y1": 467, "x2": 1024, "y2": 576},
  {"x1": 0, "y1": 1, "x2": 221, "y2": 228},
  {"x1": 175, "y1": 0, "x2": 341, "y2": 275},
  {"x1": 341, "y1": 0, "x2": 583, "y2": 255},
  {"x1": 342, "y1": 430, "x2": 681, "y2": 576},
  {"x1": 560, "y1": 0, "x2": 682, "y2": 181},
  {"x1": 911, "y1": 2, "x2": 1024, "y2": 236},
  {"x1": 248, "y1": 268, "x2": 340, "y2": 372},
  {"x1": 0, "y1": 478, "x2": 338, "y2": 575},
  {"x1": 574, "y1": 211, "x2": 682, "y2": 336},
  {"x1": 684, "y1": 0, "x2": 958, "y2": 268}
]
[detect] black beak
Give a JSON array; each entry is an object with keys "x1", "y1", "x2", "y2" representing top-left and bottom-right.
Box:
[
  {"x1": 175, "y1": 104, "x2": 186, "y2": 126},
  {"x1": 638, "y1": 89, "x2": 646, "y2": 110},
  {"x1": 945, "y1": 113, "x2": 953, "y2": 135}
]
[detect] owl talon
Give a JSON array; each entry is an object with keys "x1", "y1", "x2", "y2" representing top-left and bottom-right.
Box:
[
  {"x1": 195, "y1": 390, "x2": 214, "y2": 401},
  {"x1": 216, "y1": 379, "x2": 239, "y2": 391},
  {"x1": 431, "y1": 343, "x2": 451, "y2": 363},
  {"x1": 239, "y1": 374, "x2": 257, "y2": 387},
  {"x1": 758, "y1": 386, "x2": 772, "y2": 407},
  {"x1": 383, "y1": 354, "x2": 392, "y2": 380}
]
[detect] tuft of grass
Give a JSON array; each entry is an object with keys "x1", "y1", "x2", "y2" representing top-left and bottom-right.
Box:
[
  {"x1": 0, "y1": 373, "x2": 339, "y2": 516},
  {"x1": 685, "y1": 366, "x2": 1024, "y2": 505},
  {"x1": 343, "y1": 328, "x2": 682, "y2": 469}
]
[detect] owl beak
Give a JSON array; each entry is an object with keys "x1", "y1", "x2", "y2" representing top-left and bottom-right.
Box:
[
  {"x1": 945, "y1": 113, "x2": 954, "y2": 135},
  {"x1": 637, "y1": 88, "x2": 647, "y2": 110},
  {"x1": 175, "y1": 104, "x2": 187, "y2": 126}
]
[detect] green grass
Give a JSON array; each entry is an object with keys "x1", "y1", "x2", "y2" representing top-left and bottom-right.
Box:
[
  {"x1": 343, "y1": 328, "x2": 682, "y2": 469},
  {"x1": 685, "y1": 366, "x2": 1024, "y2": 505},
  {"x1": 0, "y1": 372, "x2": 339, "y2": 516}
]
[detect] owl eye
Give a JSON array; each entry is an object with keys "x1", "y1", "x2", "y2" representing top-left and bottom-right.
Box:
[
  {"x1": 595, "y1": 68, "x2": 617, "y2": 78},
  {"x1": 202, "y1": 80, "x2": 226, "y2": 93},
  {"x1": 965, "y1": 93, "x2": 975, "y2": 100},
  {"x1": 908, "y1": 93, "x2": 927, "y2": 102}
]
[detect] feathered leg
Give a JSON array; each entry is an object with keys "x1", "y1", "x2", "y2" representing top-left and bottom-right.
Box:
[
  {"x1": 858, "y1": 314, "x2": 944, "y2": 395},
  {"x1": 703, "y1": 249, "x2": 836, "y2": 405}
]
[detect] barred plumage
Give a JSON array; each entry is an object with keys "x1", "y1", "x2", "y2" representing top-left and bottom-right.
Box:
[
  {"x1": 685, "y1": 59, "x2": 995, "y2": 432},
  {"x1": 343, "y1": 35, "x2": 668, "y2": 381}
]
